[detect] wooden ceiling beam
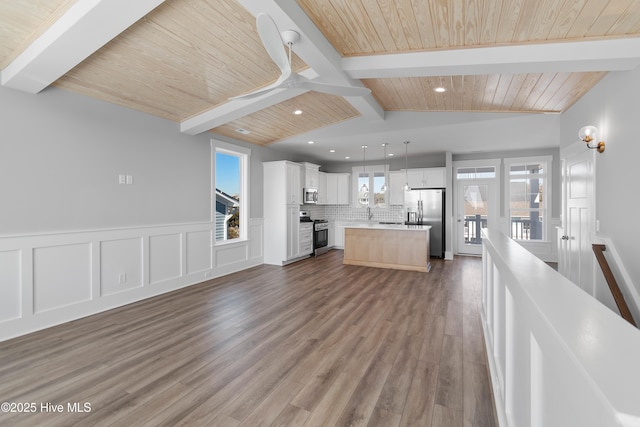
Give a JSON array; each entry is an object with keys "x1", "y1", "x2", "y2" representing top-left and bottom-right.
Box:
[
  {"x1": 343, "y1": 38, "x2": 640, "y2": 79},
  {"x1": 1, "y1": 0, "x2": 166, "y2": 93}
]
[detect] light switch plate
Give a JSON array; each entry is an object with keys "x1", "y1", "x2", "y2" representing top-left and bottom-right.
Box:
[
  {"x1": 118, "y1": 174, "x2": 126, "y2": 184},
  {"x1": 126, "y1": 175, "x2": 133, "y2": 185}
]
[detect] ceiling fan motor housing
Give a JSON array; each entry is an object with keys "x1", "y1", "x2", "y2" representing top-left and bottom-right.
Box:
[{"x1": 281, "y1": 29, "x2": 300, "y2": 46}]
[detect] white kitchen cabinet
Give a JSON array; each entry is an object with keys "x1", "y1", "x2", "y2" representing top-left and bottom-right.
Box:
[
  {"x1": 299, "y1": 222, "x2": 313, "y2": 256},
  {"x1": 326, "y1": 174, "x2": 338, "y2": 204},
  {"x1": 317, "y1": 172, "x2": 327, "y2": 204},
  {"x1": 403, "y1": 167, "x2": 445, "y2": 188},
  {"x1": 389, "y1": 170, "x2": 405, "y2": 205},
  {"x1": 287, "y1": 206, "x2": 300, "y2": 259},
  {"x1": 328, "y1": 221, "x2": 335, "y2": 248},
  {"x1": 286, "y1": 162, "x2": 302, "y2": 204},
  {"x1": 336, "y1": 173, "x2": 350, "y2": 205},
  {"x1": 301, "y1": 162, "x2": 320, "y2": 188},
  {"x1": 263, "y1": 161, "x2": 309, "y2": 265},
  {"x1": 324, "y1": 173, "x2": 350, "y2": 205}
]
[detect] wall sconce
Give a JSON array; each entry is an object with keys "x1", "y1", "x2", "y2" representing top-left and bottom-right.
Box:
[{"x1": 579, "y1": 125, "x2": 605, "y2": 153}]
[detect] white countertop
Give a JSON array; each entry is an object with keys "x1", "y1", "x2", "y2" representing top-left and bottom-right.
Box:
[{"x1": 343, "y1": 223, "x2": 431, "y2": 231}]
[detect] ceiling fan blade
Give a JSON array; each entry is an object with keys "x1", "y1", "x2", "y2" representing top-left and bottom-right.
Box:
[
  {"x1": 297, "y1": 78, "x2": 371, "y2": 97},
  {"x1": 256, "y1": 13, "x2": 291, "y2": 76},
  {"x1": 228, "y1": 72, "x2": 290, "y2": 100}
]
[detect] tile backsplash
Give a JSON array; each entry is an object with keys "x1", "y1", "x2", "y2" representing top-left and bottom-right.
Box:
[{"x1": 301, "y1": 204, "x2": 406, "y2": 222}]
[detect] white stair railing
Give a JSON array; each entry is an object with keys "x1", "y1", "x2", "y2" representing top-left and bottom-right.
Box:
[{"x1": 482, "y1": 230, "x2": 640, "y2": 427}]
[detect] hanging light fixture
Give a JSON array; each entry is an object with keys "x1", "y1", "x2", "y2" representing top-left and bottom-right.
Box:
[
  {"x1": 403, "y1": 141, "x2": 411, "y2": 191},
  {"x1": 380, "y1": 143, "x2": 388, "y2": 193},
  {"x1": 360, "y1": 145, "x2": 368, "y2": 193}
]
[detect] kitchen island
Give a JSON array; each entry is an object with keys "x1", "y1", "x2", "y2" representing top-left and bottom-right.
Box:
[{"x1": 343, "y1": 223, "x2": 431, "y2": 272}]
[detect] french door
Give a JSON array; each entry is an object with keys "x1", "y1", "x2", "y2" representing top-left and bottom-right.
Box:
[{"x1": 454, "y1": 160, "x2": 500, "y2": 256}]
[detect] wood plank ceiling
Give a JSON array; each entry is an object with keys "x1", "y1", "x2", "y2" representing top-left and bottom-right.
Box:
[{"x1": 3, "y1": 0, "x2": 640, "y2": 145}]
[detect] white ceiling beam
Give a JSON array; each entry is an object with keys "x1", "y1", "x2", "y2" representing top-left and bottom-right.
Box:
[
  {"x1": 343, "y1": 38, "x2": 640, "y2": 79},
  {"x1": 1, "y1": 0, "x2": 166, "y2": 93},
  {"x1": 181, "y1": 88, "x2": 308, "y2": 136},
  {"x1": 236, "y1": 0, "x2": 384, "y2": 122},
  {"x1": 181, "y1": 69, "x2": 321, "y2": 135}
]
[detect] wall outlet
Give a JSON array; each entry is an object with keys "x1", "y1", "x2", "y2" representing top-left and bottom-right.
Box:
[
  {"x1": 204, "y1": 271, "x2": 211, "y2": 278},
  {"x1": 118, "y1": 273, "x2": 127, "y2": 284}
]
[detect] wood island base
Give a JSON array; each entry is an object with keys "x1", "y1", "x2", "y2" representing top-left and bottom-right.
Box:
[{"x1": 343, "y1": 226, "x2": 431, "y2": 272}]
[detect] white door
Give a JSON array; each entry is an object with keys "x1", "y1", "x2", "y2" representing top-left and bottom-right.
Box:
[
  {"x1": 457, "y1": 180, "x2": 496, "y2": 255},
  {"x1": 560, "y1": 148, "x2": 595, "y2": 294}
]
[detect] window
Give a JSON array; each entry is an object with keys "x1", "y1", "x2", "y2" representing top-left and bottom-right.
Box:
[
  {"x1": 353, "y1": 165, "x2": 387, "y2": 208},
  {"x1": 457, "y1": 166, "x2": 496, "y2": 180},
  {"x1": 213, "y1": 141, "x2": 250, "y2": 243},
  {"x1": 505, "y1": 157, "x2": 550, "y2": 241}
]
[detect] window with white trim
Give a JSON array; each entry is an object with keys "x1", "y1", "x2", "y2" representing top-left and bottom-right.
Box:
[
  {"x1": 505, "y1": 157, "x2": 551, "y2": 241},
  {"x1": 353, "y1": 164, "x2": 388, "y2": 208},
  {"x1": 213, "y1": 141, "x2": 250, "y2": 243}
]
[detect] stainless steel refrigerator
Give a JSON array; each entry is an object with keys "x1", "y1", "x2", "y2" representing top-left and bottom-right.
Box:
[{"x1": 404, "y1": 188, "x2": 445, "y2": 258}]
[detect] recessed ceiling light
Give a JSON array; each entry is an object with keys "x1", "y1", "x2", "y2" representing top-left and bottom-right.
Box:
[
  {"x1": 345, "y1": 156, "x2": 350, "y2": 159},
  {"x1": 235, "y1": 128, "x2": 251, "y2": 134},
  {"x1": 293, "y1": 109, "x2": 303, "y2": 115},
  {"x1": 434, "y1": 87, "x2": 446, "y2": 93},
  {"x1": 308, "y1": 140, "x2": 314, "y2": 144},
  {"x1": 388, "y1": 153, "x2": 394, "y2": 156},
  {"x1": 329, "y1": 149, "x2": 336, "y2": 153}
]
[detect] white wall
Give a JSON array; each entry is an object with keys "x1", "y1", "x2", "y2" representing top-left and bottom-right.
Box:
[
  {"x1": 0, "y1": 86, "x2": 270, "y2": 341},
  {"x1": 560, "y1": 67, "x2": 640, "y2": 305},
  {"x1": 0, "y1": 86, "x2": 212, "y2": 234}
]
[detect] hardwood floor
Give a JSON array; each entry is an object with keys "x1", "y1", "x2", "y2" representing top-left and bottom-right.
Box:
[{"x1": 0, "y1": 250, "x2": 497, "y2": 426}]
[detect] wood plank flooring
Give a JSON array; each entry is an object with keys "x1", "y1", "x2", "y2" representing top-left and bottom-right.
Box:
[{"x1": 0, "y1": 250, "x2": 497, "y2": 426}]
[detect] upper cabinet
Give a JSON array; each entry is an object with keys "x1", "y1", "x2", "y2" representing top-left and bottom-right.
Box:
[
  {"x1": 325, "y1": 173, "x2": 350, "y2": 205},
  {"x1": 285, "y1": 162, "x2": 301, "y2": 205},
  {"x1": 318, "y1": 172, "x2": 327, "y2": 205},
  {"x1": 336, "y1": 173, "x2": 350, "y2": 205},
  {"x1": 301, "y1": 162, "x2": 320, "y2": 188},
  {"x1": 403, "y1": 167, "x2": 445, "y2": 188}
]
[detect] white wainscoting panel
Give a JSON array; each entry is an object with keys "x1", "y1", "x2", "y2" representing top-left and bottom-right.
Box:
[
  {"x1": 186, "y1": 230, "x2": 212, "y2": 275},
  {"x1": 100, "y1": 238, "x2": 143, "y2": 296},
  {"x1": 33, "y1": 243, "x2": 92, "y2": 313},
  {"x1": 215, "y1": 243, "x2": 249, "y2": 269},
  {"x1": 149, "y1": 234, "x2": 182, "y2": 285},
  {"x1": 0, "y1": 219, "x2": 264, "y2": 342},
  {"x1": 0, "y1": 250, "x2": 21, "y2": 322}
]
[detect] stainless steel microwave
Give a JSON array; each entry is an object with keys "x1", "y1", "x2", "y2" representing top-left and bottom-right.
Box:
[{"x1": 303, "y1": 187, "x2": 318, "y2": 204}]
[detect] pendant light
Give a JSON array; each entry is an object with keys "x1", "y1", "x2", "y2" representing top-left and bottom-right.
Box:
[
  {"x1": 360, "y1": 145, "x2": 368, "y2": 193},
  {"x1": 403, "y1": 141, "x2": 411, "y2": 191},
  {"x1": 380, "y1": 143, "x2": 388, "y2": 193}
]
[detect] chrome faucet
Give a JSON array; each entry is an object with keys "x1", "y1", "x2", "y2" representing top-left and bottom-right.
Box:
[{"x1": 367, "y1": 206, "x2": 373, "y2": 220}]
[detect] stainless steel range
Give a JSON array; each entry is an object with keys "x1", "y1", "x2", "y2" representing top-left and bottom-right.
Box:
[{"x1": 313, "y1": 219, "x2": 329, "y2": 256}]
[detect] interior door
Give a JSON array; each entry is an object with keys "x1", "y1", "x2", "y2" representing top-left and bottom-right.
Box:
[
  {"x1": 561, "y1": 149, "x2": 595, "y2": 294},
  {"x1": 457, "y1": 181, "x2": 494, "y2": 255}
]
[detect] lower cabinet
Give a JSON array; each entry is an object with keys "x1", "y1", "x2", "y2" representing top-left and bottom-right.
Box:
[{"x1": 299, "y1": 222, "x2": 313, "y2": 256}]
